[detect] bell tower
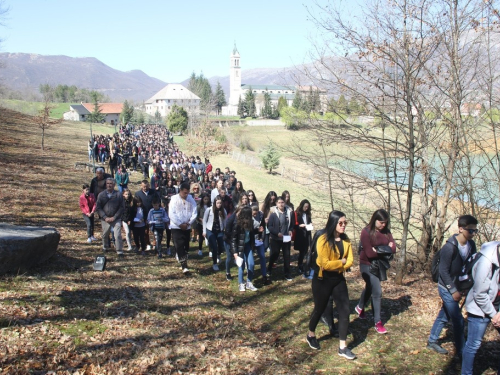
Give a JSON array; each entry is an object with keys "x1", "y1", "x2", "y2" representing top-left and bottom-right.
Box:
[{"x1": 229, "y1": 42, "x2": 241, "y2": 106}]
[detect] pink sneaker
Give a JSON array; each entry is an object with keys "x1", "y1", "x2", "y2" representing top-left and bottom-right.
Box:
[
  {"x1": 375, "y1": 321, "x2": 387, "y2": 334},
  {"x1": 355, "y1": 305, "x2": 366, "y2": 319}
]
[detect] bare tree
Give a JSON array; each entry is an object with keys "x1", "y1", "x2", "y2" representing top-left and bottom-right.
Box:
[{"x1": 34, "y1": 87, "x2": 62, "y2": 150}]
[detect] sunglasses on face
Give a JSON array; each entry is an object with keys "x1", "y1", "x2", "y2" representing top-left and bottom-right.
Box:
[
  {"x1": 338, "y1": 221, "x2": 348, "y2": 227},
  {"x1": 465, "y1": 228, "x2": 478, "y2": 234}
]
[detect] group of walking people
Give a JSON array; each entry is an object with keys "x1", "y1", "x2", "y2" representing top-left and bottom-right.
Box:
[{"x1": 79, "y1": 125, "x2": 499, "y2": 371}]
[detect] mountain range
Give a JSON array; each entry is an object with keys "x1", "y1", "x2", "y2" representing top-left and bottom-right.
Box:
[{"x1": 0, "y1": 52, "x2": 306, "y2": 102}]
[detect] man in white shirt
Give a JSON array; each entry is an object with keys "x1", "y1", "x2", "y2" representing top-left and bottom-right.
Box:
[
  {"x1": 169, "y1": 182, "x2": 197, "y2": 273},
  {"x1": 211, "y1": 179, "x2": 224, "y2": 203}
]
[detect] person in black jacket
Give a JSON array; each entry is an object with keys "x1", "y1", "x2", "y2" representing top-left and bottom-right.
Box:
[
  {"x1": 135, "y1": 179, "x2": 160, "y2": 251},
  {"x1": 295, "y1": 199, "x2": 313, "y2": 274},
  {"x1": 230, "y1": 206, "x2": 257, "y2": 292},
  {"x1": 267, "y1": 196, "x2": 294, "y2": 281},
  {"x1": 427, "y1": 215, "x2": 478, "y2": 356},
  {"x1": 121, "y1": 189, "x2": 133, "y2": 251}
]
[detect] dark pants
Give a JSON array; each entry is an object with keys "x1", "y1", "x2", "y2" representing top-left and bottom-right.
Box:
[
  {"x1": 358, "y1": 263, "x2": 383, "y2": 323},
  {"x1": 198, "y1": 225, "x2": 204, "y2": 250},
  {"x1": 166, "y1": 228, "x2": 172, "y2": 248},
  {"x1": 172, "y1": 228, "x2": 190, "y2": 266},
  {"x1": 309, "y1": 275, "x2": 350, "y2": 340},
  {"x1": 82, "y1": 214, "x2": 94, "y2": 238},
  {"x1": 145, "y1": 226, "x2": 151, "y2": 246},
  {"x1": 133, "y1": 226, "x2": 146, "y2": 251},
  {"x1": 206, "y1": 229, "x2": 224, "y2": 264},
  {"x1": 268, "y1": 239, "x2": 291, "y2": 277}
]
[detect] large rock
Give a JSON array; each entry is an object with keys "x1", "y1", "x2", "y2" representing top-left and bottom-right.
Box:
[{"x1": 0, "y1": 223, "x2": 60, "y2": 275}]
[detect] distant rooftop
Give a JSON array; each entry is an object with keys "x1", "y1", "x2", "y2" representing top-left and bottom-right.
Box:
[
  {"x1": 241, "y1": 84, "x2": 295, "y2": 92},
  {"x1": 145, "y1": 83, "x2": 200, "y2": 104},
  {"x1": 81, "y1": 103, "x2": 123, "y2": 114}
]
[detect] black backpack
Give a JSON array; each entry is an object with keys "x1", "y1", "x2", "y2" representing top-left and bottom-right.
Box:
[
  {"x1": 304, "y1": 229, "x2": 326, "y2": 277},
  {"x1": 431, "y1": 246, "x2": 458, "y2": 283},
  {"x1": 456, "y1": 252, "x2": 484, "y2": 292}
]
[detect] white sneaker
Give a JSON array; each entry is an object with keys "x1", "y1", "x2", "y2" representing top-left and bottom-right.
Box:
[
  {"x1": 127, "y1": 246, "x2": 132, "y2": 251},
  {"x1": 90, "y1": 236, "x2": 97, "y2": 241},
  {"x1": 198, "y1": 250, "x2": 203, "y2": 256},
  {"x1": 217, "y1": 258, "x2": 221, "y2": 264},
  {"x1": 182, "y1": 268, "x2": 190, "y2": 274},
  {"x1": 209, "y1": 251, "x2": 212, "y2": 258},
  {"x1": 239, "y1": 283, "x2": 246, "y2": 292},
  {"x1": 87, "y1": 238, "x2": 92, "y2": 243},
  {"x1": 146, "y1": 245, "x2": 151, "y2": 251},
  {"x1": 246, "y1": 281, "x2": 257, "y2": 291},
  {"x1": 212, "y1": 264, "x2": 219, "y2": 271}
]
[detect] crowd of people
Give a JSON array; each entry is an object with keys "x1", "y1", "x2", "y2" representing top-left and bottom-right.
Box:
[{"x1": 78, "y1": 124, "x2": 500, "y2": 371}]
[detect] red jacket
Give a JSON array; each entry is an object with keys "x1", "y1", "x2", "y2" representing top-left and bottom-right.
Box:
[{"x1": 79, "y1": 193, "x2": 96, "y2": 215}]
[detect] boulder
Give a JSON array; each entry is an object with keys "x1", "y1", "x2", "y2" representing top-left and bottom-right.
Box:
[{"x1": 0, "y1": 223, "x2": 60, "y2": 275}]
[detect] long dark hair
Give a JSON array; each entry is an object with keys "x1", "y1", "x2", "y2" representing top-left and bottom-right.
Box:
[
  {"x1": 213, "y1": 195, "x2": 226, "y2": 220},
  {"x1": 368, "y1": 209, "x2": 390, "y2": 239},
  {"x1": 237, "y1": 206, "x2": 253, "y2": 231},
  {"x1": 325, "y1": 210, "x2": 348, "y2": 249},
  {"x1": 247, "y1": 189, "x2": 258, "y2": 204},
  {"x1": 296, "y1": 199, "x2": 311, "y2": 220},
  {"x1": 261, "y1": 191, "x2": 278, "y2": 217},
  {"x1": 198, "y1": 192, "x2": 211, "y2": 209},
  {"x1": 282, "y1": 190, "x2": 292, "y2": 204}
]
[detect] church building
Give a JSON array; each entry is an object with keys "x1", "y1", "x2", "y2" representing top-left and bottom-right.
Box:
[{"x1": 221, "y1": 44, "x2": 326, "y2": 116}]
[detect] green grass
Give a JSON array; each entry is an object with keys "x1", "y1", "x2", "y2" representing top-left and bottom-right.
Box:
[{"x1": 0, "y1": 99, "x2": 77, "y2": 118}]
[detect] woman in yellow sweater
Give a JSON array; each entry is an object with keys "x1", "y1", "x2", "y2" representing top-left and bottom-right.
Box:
[{"x1": 306, "y1": 210, "x2": 355, "y2": 360}]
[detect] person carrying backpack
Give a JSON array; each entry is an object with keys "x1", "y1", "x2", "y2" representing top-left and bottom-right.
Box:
[
  {"x1": 461, "y1": 241, "x2": 500, "y2": 375},
  {"x1": 427, "y1": 215, "x2": 478, "y2": 356}
]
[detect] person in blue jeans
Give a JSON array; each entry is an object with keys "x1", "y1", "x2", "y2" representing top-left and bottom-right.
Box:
[
  {"x1": 461, "y1": 241, "x2": 500, "y2": 375},
  {"x1": 252, "y1": 205, "x2": 270, "y2": 285},
  {"x1": 203, "y1": 195, "x2": 227, "y2": 271},
  {"x1": 427, "y1": 215, "x2": 478, "y2": 356},
  {"x1": 230, "y1": 206, "x2": 257, "y2": 292}
]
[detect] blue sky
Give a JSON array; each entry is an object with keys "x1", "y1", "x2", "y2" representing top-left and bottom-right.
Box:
[{"x1": 1, "y1": 0, "x2": 321, "y2": 83}]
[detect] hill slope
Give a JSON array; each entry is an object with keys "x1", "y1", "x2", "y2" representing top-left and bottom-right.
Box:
[{"x1": 0, "y1": 53, "x2": 167, "y2": 102}]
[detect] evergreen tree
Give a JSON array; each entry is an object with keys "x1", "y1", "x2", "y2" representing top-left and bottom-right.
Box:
[
  {"x1": 327, "y1": 98, "x2": 337, "y2": 113},
  {"x1": 154, "y1": 109, "x2": 162, "y2": 124},
  {"x1": 348, "y1": 97, "x2": 360, "y2": 115},
  {"x1": 292, "y1": 90, "x2": 303, "y2": 109},
  {"x1": 188, "y1": 72, "x2": 214, "y2": 114},
  {"x1": 259, "y1": 141, "x2": 281, "y2": 173},
  {"x1": 337, "y1": 95, "x2": 348, "y2": 113},
  {"x1": 87, "y1": 92, "x2": 105, "y2": 123},
  {"x1": 277, "y1": 96, "x2": 288, "y2": 116},
  {"x1": 214, "y1": 81, "x2": 227, "y2": 115},
  {"x1": 137, "y1": 111, "x2": 145, "y2": 124},
  {"x1": 244, "y1": 87, "x2": 256, "y2": 118},
  {"x1": 311, "y1": 88, "x2": 321, "y2": 113},
  {"x1": 237, "y1": 97, "x2": 245, "y2": 118},
  {"x1": 120, "y1": 100, "x2": 134, "y2": 124},
  {"x1": 166, "y1": 104, "x2": 188, "y2": 133},
  {"x1": 261, "y1": 89, "x2": 273, "y2": 119}
]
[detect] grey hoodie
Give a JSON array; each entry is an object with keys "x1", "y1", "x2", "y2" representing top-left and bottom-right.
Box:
[{"x1": 464, "y1": 241, "x2": 500, "y2": 319}]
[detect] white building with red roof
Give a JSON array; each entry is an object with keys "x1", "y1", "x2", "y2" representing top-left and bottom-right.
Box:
[{"x1": 64, "y1": 102, "x2": 123, "y2": 124}]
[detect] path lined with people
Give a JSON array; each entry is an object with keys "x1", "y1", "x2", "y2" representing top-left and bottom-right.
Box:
[{"x1": 78, "y1": 124, "x2": 500, "y2": 371}]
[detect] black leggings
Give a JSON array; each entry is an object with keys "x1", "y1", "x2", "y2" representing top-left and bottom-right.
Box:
[
  {"x1": 309, "y1": 275, "x2": 350, "y2": 340},
  {"x1": 358, "y1": 263, "x2": 382, "y2": 323}
]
